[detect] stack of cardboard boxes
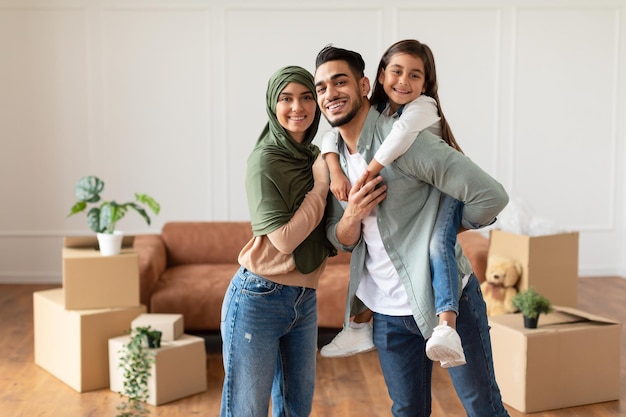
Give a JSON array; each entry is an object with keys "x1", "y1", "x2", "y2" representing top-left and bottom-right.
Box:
[
  {"x1": 33, "y1": 237, "x2": 207, "y2": 406},
  {"x1": 109, "y1": 313, "x2": 207, "y2": 405},
  {"x1": 33, "y1": 237, "x2": 146, "y2": 392},
  {"x1": 487, "y1": 230, "x2": 621, "y2": 412}
]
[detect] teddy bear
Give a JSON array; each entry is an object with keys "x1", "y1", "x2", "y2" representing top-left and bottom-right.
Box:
[{"x1": 481, "y1": 255, "x2": 523, "y2": 316}]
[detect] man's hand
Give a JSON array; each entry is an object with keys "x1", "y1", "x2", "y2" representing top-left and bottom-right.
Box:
[
  {"x1": 336, "y1": 170, "x2": 386, "y2": 246},
  {"x1": 346, "y1": 170, "x2": 386, "y2": 219}
]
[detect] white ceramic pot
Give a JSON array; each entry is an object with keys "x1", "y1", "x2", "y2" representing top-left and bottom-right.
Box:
[{"x1": 97, "y1": 231, "x2": 124, "y2": 256}]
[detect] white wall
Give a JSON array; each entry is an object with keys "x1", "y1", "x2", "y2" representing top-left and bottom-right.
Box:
[{"x1": 1, "y1": 0, "x2": 624, "y2": 283}]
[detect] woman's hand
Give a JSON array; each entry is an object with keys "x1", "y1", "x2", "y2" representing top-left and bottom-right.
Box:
[{"x1": 312, "y1": 154, "x2": 330, "y2": 185}]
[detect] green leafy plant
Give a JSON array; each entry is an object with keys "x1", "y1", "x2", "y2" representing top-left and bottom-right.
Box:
[
  {"x1": 116, "y1": 326, "x2": 162, "y2": 417},
  {"x1": 511, "y1": 287, "x2": 553, "y2": 320},
  {"x1": 67, "y1": 175, "x2": 160, "y2": 234}
]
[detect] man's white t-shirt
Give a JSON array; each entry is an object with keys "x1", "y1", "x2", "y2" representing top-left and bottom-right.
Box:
[{"x1": 343, "y1": 145, "x2": 413, "y2": 316}]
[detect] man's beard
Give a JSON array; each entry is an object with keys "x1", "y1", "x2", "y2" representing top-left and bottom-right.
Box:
[{"x1": 326, "y1": 98, "x2": 362, "y2": 127}]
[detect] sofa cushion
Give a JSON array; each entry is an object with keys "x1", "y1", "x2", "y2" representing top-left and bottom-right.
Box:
[
  {"x1": 162, "y1": 222, "x2": 252, "y2": 266},
  {"x1": 151, "y1": 262, "x2": 350, "y2": 330},
  {"x1": 151, "y1": 264, "x2": 240, "y2": 331}
]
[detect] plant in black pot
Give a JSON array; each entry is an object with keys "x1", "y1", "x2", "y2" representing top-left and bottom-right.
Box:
[
  {"x1": 67, "y1": 175, "x2": 160, "y2": 256},
  {"x1": 511, "y1": 287, "x2": 553, "y2": 328},
  {"x1": 116, "y1": 326, "x2": 162, "y2": 417}
]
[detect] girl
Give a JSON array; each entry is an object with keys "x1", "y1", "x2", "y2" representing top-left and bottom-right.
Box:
[
  {"x1": 320, "y1": 39, "x2": 467, "y2": 368},
  {"x1": 220, "y1": 66, "x2": 335, "y2": 416}
]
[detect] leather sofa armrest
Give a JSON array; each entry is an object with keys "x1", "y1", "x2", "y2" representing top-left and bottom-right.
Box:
[{"x1": 133, "y1": 234, "x2": 167, "y2": 308}]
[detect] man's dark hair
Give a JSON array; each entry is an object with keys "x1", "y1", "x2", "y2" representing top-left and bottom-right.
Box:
[{"x1": 315, "y1": 45, "x2": 365, "y2": 78}]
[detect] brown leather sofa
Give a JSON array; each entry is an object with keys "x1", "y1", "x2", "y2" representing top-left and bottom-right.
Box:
[{"x1": 133, "y1": 222, "x2": 488, "y2": 332}]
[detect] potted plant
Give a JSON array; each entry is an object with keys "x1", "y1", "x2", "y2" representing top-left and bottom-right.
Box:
[
  {"x1": 116, "y1": 326, "x2": 162, "y2": 417},
  {"x1": 145, "y1": 329, "x2": 163, "y2": 349},
  {"x1": 511, "y1": 287, "x2": 553, "y2": 328},
  {"x1": 67, "y1": 175, "x2": 160, "y2": 256}
]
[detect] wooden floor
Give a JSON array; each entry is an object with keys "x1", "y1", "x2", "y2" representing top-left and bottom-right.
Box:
[{"x1": 1, "y1": 278, "x2": 625, "y2": 417}]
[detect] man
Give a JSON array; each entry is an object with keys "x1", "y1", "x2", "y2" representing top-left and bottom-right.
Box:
[{"x1": 314, "y1": 45, "x2": 510, "y2": 417}]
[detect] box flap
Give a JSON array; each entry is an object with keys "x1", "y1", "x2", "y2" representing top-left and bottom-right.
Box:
[
  {"x1": 548, "y1": 306, "x2": 619, "y2": 326},
  {"x1": 489, "y1": 307, "x2": 620, "y2": 334}
]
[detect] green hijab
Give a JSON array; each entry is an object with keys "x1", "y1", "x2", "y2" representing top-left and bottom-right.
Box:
[{"x1": 246, "y1": 65, "x2": 335, "y2": 274}]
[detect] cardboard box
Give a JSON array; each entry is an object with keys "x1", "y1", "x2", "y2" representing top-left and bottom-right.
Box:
[
  {"x1": 490, "y1": 307, "x2": 621, "y2": 412},
  {"x1": 488, "y1": 230, "x2": 579, "y2": 307},
  {"x1": 109, "y1": 334, "x2": 207, "y2": 405},
  {"x1": 63, "y1": 236, "x2": 139, "y2": 309},
  {"x1": 33, "y1": 289, "x2": 146, "y2": 392},
  {"x1": 131, "y1": 313, "x2": 184, "y2": 341}
]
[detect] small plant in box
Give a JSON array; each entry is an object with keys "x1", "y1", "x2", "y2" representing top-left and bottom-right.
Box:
[
  {"x1": 511, "y1": 287, "x2": 553, "y2": 328},
  {"x1": 116, "y1": 326, "x2": 162, "y2": 417}
]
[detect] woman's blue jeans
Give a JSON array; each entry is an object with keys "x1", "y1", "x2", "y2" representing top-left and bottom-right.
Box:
[
  {"x1": 430, "y1": 194, "x2": 464, "y2": 316},
  {"x1": 220, "y1": 266, "x2": 318, "y2": 417},
  {"x1": 372, "y1": 275, "x2": 509, "y2": 417}
]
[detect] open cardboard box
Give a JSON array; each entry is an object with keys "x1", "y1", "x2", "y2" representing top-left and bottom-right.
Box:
[
  {"x1": 109, "y1": 334, "x2": 207, "y2": 405},
  {"x1": 62, "y1": 235, "x2": 139, "y2": 309},
  {"x1": 489, "y1": 307, "x2": 621, "y2": 413},
  {"x1": 488, "y1": 230, "x2": 579, "y2": 307}
]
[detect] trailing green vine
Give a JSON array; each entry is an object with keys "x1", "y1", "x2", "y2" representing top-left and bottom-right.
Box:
[{"x1": 116, "y1": 326, "x2": 162, "y2": 417}]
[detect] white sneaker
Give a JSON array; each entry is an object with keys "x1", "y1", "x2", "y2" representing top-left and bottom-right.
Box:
[
  {"x1": 425, "y1": 321, "x2": 466, "y2": 368},
  {"x1": 320, "y1": 324, "x2": 375, "y2": 358}
]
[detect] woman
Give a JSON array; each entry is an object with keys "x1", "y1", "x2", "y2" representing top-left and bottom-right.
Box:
[{"x1": 220, "y1": 65, "x2": 335, "y2": 417}]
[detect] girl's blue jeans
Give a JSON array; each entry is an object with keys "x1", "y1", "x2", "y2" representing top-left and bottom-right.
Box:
[
  {"x1": 430, "y1": 194, "x2": 464, "y2": 316},
  {"x1": 372, "y1": 275, "x2": 509, "y2": 417},
  {"x1": 220, "y1": 266, "x2": 318, "y2": 417}
]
